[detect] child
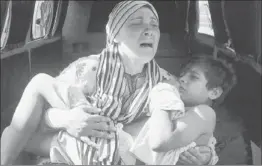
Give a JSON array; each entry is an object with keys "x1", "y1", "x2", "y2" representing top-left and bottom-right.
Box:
[{"x1": 130, "y1": 55, "x2": 237, "y2": 165}]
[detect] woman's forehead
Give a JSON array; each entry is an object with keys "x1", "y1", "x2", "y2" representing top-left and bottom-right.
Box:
[{"x1": 129, "y1": 7, "x2": 157, "y2": 20}]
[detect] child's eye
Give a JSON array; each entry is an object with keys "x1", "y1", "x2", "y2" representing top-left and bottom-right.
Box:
[{"x1": 190, "y1": 75, "x2": 199, "y2": 80}]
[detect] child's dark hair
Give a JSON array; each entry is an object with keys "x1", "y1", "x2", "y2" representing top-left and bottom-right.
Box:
[{"x1": 181, "y1": 54, "x2": 237, "y2": 105}]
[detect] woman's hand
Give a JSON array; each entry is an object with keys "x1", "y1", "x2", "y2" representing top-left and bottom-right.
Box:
[
  {"x1": 63, "y1": 105, "x2": 116, "y2": 148},
  {"x1": 176, "y1": 146, "x2": 212, "y2": 165}
]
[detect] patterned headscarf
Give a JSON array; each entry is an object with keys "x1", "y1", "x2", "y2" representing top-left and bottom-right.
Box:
[{"x1": 106, "y1": 0, "x2": 159, "y2": 45}]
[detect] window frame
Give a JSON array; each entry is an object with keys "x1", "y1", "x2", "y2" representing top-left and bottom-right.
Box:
[
  {"x1": 197, "y1": 0, "x2": 214, "y2": 37},
  {"x1": 1, "y1": 0, "x2": 12, "y2": 50},
  {"x1": 31, "y1": 0, "x2": 55, "y2": 40},
  {"x1": 50, "y1": 0, "x2": 63, "y2": 36}
]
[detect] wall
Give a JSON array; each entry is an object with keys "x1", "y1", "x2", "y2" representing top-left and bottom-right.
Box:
[
  {"x1": 30, "y1": 40, "x2": 63, "y2": 77},
  {"x1": 1, "y1": 52, "x2": 30, "y2": 133},
  {"x1": 62, "y1": 1, "x2": 94, "y2": 62}
]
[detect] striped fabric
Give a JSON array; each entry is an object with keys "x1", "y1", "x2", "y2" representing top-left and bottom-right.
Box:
[
  {"x1": 106, "y1": 0, "x2": 158, "y2": 45},
  {"x1": 50, "y1": 43, "x2": 163, "y2": 165},
  {"x1": 50, "y1": 1, "x2": 162, "y2": 164},
  {"x1": 90, "y1": 43, "x2": 162, "y2": 164}
]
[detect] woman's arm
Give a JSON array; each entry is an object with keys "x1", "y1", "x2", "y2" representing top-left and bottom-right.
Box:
[{"x1": 149, "y1": 105, "x2": 216, "y2": 152}]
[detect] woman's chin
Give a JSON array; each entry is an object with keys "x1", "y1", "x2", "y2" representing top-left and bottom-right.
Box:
[{"x1": 136, "y1": 52, "x2": 155, "y2": 63}]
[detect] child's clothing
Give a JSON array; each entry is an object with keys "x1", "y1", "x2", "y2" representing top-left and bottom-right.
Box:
[{"x1": 129, "y1": 82, "x2": 219, "y2": 165}]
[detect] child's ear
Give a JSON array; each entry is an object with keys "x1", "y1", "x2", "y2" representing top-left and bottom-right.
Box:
[{"x1": 208, "y1": 87, "x2": 223, "y2": 100}]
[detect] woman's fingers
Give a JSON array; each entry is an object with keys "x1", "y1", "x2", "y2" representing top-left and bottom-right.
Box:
[
  {"x1": 89, "y1": 130, "x2": 115, "y2": 139},
  {"x1": 87, "y1": 115, "x2": 111, "y2": 123},
  {"x1": 89, "y1": 122, "x2": 116, "y2": 132},
  {"x1": 188, "y1": 146, "x2": 212, "y2": 164},
  {"x1": 182, "y1": 151, "x2": 202, "y2": 165},
  {"x1": 80, "y1": 136, "x2": 99, "y2": 149},
  {"x1": 178, "y1": 146, "x2": 211, "y2": 165},
  {"x1": 178, "y1": 153, "x2": 194, "y2": 165},
  {"x1": 197, "y1": 146, "x2": 212, "y2": 153},
  {"x1": 82, "y1": 105, "x2": 102, "y2": 114}
]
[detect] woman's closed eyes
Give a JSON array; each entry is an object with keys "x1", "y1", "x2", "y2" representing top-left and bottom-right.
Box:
[{"x1": 128, "y1": 17, "x2": 158, "y2": 28}]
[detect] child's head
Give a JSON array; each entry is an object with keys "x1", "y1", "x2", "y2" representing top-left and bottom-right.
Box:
[{"x1": 178, "y1": 55, "x2": 237, "y2": 107}]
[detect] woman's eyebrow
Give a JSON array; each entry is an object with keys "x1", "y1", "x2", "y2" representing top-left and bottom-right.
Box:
[
  {"x1": 129, "y1": 16, "x2": 157, "y2": 21},
  {"x1": 130, "y1": 16, "x2": 143, "y2": 20}
]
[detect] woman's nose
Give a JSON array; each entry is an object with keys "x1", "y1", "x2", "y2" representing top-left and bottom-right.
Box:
[
  {"x1": 143, "y1": 26, "x2": 153, "y2": 37},
  {"x1": 143, "y1": 30, "x2": 153, "y2": 37}
]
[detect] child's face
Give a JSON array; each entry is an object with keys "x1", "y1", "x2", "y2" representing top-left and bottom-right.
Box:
[{"x1": 178, "y1": 65, "x2": 212, "y2": 106}]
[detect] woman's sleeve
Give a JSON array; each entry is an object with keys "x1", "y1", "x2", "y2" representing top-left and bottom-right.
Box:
[
  {"x1": 159, "y1": 68, "x2": 176, "y2": 81},
  {"x1": 56, "y1": 55, "x2": 100, "y2": 95}
]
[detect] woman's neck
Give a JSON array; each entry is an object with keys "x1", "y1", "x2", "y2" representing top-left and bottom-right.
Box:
[{"x1": 120, "y1": 51, "x2": 145, "y2": 75}]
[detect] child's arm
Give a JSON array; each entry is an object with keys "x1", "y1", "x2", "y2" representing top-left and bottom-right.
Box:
[
  {"x1": 37, "y1": 74, "x2": 95, "y2": 129},
  {"x1": 34, "y1": 73, "x2": 71, "y2": 109},
  {"x1": 149, "y1": 105, "x2": 216, "y2": 152}
]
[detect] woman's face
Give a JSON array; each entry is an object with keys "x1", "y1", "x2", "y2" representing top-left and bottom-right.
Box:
[{"x1": 115, "y1": 7, "x2": 160, "y2": 63}]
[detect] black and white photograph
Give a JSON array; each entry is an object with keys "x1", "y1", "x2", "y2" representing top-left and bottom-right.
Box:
[{"x1": 1, "y1": 0, "x2": 261, "y2": 165}]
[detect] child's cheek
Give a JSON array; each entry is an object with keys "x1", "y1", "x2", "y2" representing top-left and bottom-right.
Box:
[{"x1": 167, "y1": 76, "x2": 180, "y2": 89}]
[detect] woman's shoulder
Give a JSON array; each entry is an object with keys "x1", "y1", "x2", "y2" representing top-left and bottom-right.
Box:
[
  {"x1": 74, "y1": 54, "x2": 100, "y2": 64},
  {"x1": 159, "y1": 68, "x2": 175, "y2": 80},
  {"x1": 74, "y1": 54, "x2": 100, "y2": 71},
  {"x1": 159, "y1": 68, "x2": 179, "y2": 84},
  {"x1": 65, "y1": 54, "x2": 100, "y2": 72},
  {"x1": 56, "y1": 54, "x2": 101, "y2": 83}
]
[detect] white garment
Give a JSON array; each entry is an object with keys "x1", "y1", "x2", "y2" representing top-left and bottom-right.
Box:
[
  {"x1": 116, "y1": 123, "x2": 137, "y2": 165},
  {"x1": 130, "y1": 120, "x2": 218, "y2": 165},
  {"x1": 129, "y1": 82, "x2": 219, "y2": 165}
]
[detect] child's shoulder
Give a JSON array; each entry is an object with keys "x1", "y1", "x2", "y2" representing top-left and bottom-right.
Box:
[
  {"x1": 188, "y1": 105, "x2": 216, "y2": 133},
  {"x1": 189, "y1": 104, "x2": 216, "y2": 122}
]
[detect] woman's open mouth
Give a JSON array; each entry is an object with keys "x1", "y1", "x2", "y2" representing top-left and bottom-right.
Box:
[{"x1": 140, "y1": 43, "x2": 153, "y2": 48}]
